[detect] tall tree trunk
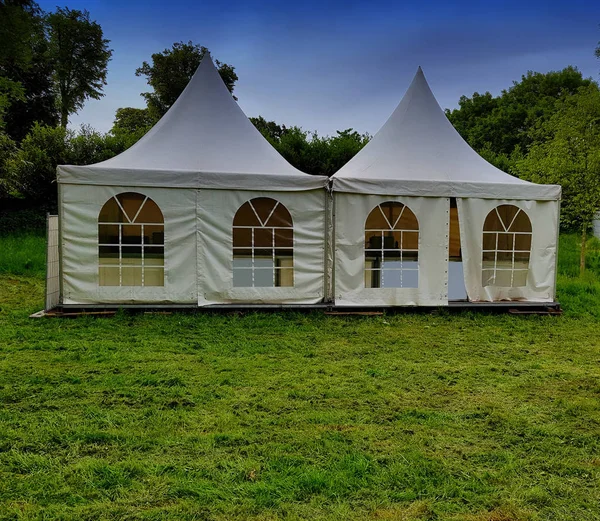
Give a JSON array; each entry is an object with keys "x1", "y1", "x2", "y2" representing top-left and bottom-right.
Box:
[
  {"x1": 580, "y1": 225, "x2": 587, "y2": 275},
  {"x1": 60, "y1": 107, "x2": 68, "y2": 128}
]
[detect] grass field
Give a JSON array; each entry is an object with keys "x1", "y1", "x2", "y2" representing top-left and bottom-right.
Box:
[{"x1": 0, "y1": 233, "x2": 599, "y2": 520}]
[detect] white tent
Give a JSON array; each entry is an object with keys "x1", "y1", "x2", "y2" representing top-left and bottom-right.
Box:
[
  {"x1": 56, "y1": 56, "x2": 329, "y2": 306},
  {"x1": 331, "y1": 68, "x2": 561, "y2": 306}
]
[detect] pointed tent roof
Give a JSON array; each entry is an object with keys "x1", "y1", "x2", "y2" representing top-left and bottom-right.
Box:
[
  {"x1": 58, "y1": 56, "x2": 326, "y2": 191},
  {"x1": 332, "y1": 68, "x2": 560, "y2": 200}
]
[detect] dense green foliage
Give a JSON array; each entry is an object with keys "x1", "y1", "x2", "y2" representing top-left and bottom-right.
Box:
[
  {"x1": 252, "y1": 124, "x2": 370, "y2": 176},
  {"x1": 517, "y1": 85, "x2": 600, "y2": 231},
  {"x1": 2, "y1": 123, "x2": 130, "y2": 206},
  {"x1": 446, "y1": 67, "x2": 594, "y2": 171},
  {"x1": 0, "y1": 233, "x2": 599, "y2": 520}
]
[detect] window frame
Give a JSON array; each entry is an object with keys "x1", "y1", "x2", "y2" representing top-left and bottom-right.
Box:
[
  {"x1": 98, "y1": 193, "x2": 165, "y2": 287},
  {"x1": 364, "y1": 202, "x2": 419, "y2": 289},
  {"x1": 482, "y1": 205, "x2": 532, "y2": 288},
  {"x1": 232, "y1": 198, "x2": 294, "y2": 288}
]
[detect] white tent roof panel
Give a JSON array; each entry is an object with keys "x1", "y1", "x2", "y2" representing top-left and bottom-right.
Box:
[
  {"x1": 332, "y1": 68, "x2": 560, "y2": 200},
  {"x1": 58, "y1": 56, "x2": 326, "y2": 191}
]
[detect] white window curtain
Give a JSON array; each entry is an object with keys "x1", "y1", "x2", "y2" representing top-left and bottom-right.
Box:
[
  {"x1": 457, "y1": 198, "x2": 559, "y2": 302},
  {"x1": 334, "y1": 194, "x2": 449, "y2": 306}
]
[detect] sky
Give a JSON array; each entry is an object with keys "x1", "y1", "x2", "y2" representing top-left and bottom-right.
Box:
[{"x1": 37, "y1": 0, "x2": 600, "y2": 137}]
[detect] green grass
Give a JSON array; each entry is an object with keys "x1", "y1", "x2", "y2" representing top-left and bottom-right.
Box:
[
  {"x1": 0, "y1": 233, "x2": 599, "y2": 520},
  {"x1": 0, "y1": 232, "x2": 46, "y2": 278}
]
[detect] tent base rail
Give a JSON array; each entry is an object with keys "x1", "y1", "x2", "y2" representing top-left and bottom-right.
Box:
[{"x1": 34, "y1": 301, "x2": 561, "y2": 317}]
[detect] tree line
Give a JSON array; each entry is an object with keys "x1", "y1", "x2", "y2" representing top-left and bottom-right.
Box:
[{"x1": 1, "y1": 1, "x2": 600, "y2": 271}]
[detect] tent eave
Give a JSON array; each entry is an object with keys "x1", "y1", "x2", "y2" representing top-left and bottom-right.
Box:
[
  {"x1": 57, "y1": 164, "x2": 328, "y2": 192},
  {"x1": 331, "y1": 176, "x2": 561, "y2": 201}
]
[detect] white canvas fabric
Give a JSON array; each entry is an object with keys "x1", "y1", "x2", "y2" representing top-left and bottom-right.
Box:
[
  {"x1": 57, "y1": 56, "x2": 327, "y2": 191},
  {"x1": 457, "y1": 198, "x2": 559, "y2": 302},
  {"x1": 197, "y1": 189, "x2": 326, "y2": 305},
  {"x1": 60, "y1": 184, "x2": 197, "y2": 305},
  {"x1": 331, "y1": 68, "x2": 560, "y2": 201},
  {"x1": 334, "y1": 193, "x2": 449, "y2": 306}
]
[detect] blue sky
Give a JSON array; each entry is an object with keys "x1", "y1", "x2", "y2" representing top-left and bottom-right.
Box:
[{"x1": 38, "y1": 0, "x2": 600, "y2": 136}]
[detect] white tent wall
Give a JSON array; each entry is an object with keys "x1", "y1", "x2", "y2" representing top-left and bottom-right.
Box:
[
  {"x1": 60, "y1": 184, "x2": 197, "y2": 305},
  {"x1": 197, "y1": 189, "x2": 326, "y2": 305},
  {"x1": 333, "y1": 193, "x2": 449, "y2": 306},
  {"x1": 457, "y1": 198, "x2": 559, "y2": 302}
]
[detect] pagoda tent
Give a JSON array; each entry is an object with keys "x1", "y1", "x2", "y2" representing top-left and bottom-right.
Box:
[
  {"x1": 56, "y1": 56, "x2": 328, "y2": 307},
  {"x1": 330, "y1": 68, "x2": 560, "y2": 307}
]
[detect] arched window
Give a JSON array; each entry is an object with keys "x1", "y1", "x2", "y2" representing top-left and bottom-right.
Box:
[
  {"x1": 233, "y1": 198, "x2": 293, "y2": 287},
  {"x1": 482, "y1": 205, "x2": 531, "y2": 287},
  {"x1": 98, "y1": 192, "x2": 164, "y2": 287},
  {"x1": 365, "y1": 202, "x2": 419, "y2": 288}
]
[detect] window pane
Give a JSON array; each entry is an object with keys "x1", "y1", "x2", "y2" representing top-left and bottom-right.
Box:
[
  {"x1": 99, "y1": 245, "x2": 119, "y2": 260},
  {"x1": 253, "y1": 268, "x2": 274, "y2": 287},
  {"x1": 233, "y1": 268, "x2": 253, "y2": 287},
  {"x1": 515, "y1": 234, "x2": 532, "y2": 251},
  {"x1": 366, "y1": 204, "x2": 392, "y2": 229},
  {"x1": 144, "y1": 268, "x2": 164, "y2": 286},
  {"x1": 365, "y1": 231, "x2": 382, "y2": 249},
  {"x1": 496, "y1": 251, "x2": 513, "y2": 264},
  {"x1": 403, "y1": 250, "x2": 418, "y2": 262},
  {"x1": 482, "y1": 250, "x2": 496, "y2": 263},
  {"x1": 122, "y1": 224, "x2": 142, "y2": 244},
  {"x1": 381, "y1": 269, "x2": 402, "y2": 288},
  {"x1": 402, "y1": 269, "x2": 419, "y2": 288},
  {"x1": 99, "y1": 224, "x2": 119, "y2": 245},
  {"x1": 482, "y1": 233, "x2": 496, "y2": 251},
  {"x1": 366, "y1": 269, "x2": 381, "y2": 288},
  {"x1": 483, "y1": 209, "x2": 504, "y2": 231},
  {"x1": 509, "y1": 210, "x2": 532, "y2": 233},
  {"x1": 267, "y1": 204, "x2": 293, "y2": 227},
  {"x1": 403, "y1": 231, "x2": 418, "y2": 250},
  {"x1": 513, "y1": 270, "x2": 528, "y2": 287},
  {"x1": 122, "y1": 267, "x2": 143, "y2": 286},
  {"x1": 254, "y1": 248, "x2": 274, "y2": 259},
  {"x1": 144, "y1": 246, "x2": 164, "y2": 259},
  {"x1": 482, "y1": 269, "x2": 495, "y2": 287},
  {"x1": 276, "y1": 268, "x2": 294, "y2": 287},
  {"x1": 493, "y1": 270, "x2": 513, "y2": 287},
  {"x1": 99, "y1": 267, "x2": 120, "y2": 286},
  {"x1": 396, "y1": 207, "x2": 419, "y2": 231},
  {"x1": 251, "y1": 198, "x2": 278, "y2": 225},
  {"x1": 274, "y1": 228, "x2": 293, "y2": 248},
  {"x1": 135, "y1": 198, "x2": 163, "y2": 223},
  {"x1": 122, "y1": 246, "x2": 142, "y2": 260},
  {"x1": 233, "y1": 248, "x2": 252, "y2": 257},
  {"x1": 233, "y1": 227, "x2": 252, "y2": 248},
  {"x1": 116, "y1": 193, "x2": 146, "y2": 222},
  {"x1": 254, "y1": 228, "x2": 273, "y2": 248},
  {"x1": 233, "y1": 258, "x2": 253, "y2": 269},
  {"x1": 254, "y1": 258, "x2": 274, "y2": 269},
  {"x1": 233, "y1": 201, "x2": 261, "y2": 227},
  {"x1": 496, "y1": 233, "x2": 513, "y2": 251},
  {"x1": 383, "y1": 249, "x2": 401, "y2": 262},
  {"x1": 144, "y1": 225, "x2": 164, "y2": 245},
  {"x1": 99, "y1": 197, "x2": 126, "y2": 223}
]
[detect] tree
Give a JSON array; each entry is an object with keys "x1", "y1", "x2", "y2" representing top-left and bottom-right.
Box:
[
  {"x1": 446, "y1": 67, "x2": 593, "y2": 166},
  {"x1": 5, "y1": 122, "x2": 69, "y2": 205},
  {"x1": 0, "y1": 0, "x2": 58, "y2": 140},
  {"x1": 112, "y1": 107, "x2": 155, "y2": 135},
  {"x1": 135, "y1": 41, "x2": 238, "y2": 118},
  {"x1": 0, "y1": 0, "x2": 42, "y2": 70},
  {"x1": 47, "y1": 7, "x2": 112, "y2": 128},
  {"x1": 516, "y1": 85, "x2": 600, "y2": 274},
  {"x1": 250, "y1": 116, "x2": 288, "y2": 142}
]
